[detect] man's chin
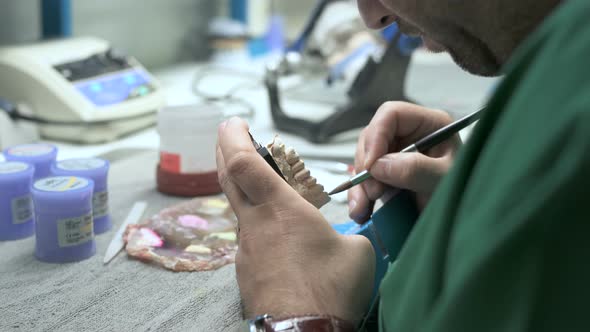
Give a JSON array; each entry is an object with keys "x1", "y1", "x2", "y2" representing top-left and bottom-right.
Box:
[
  {"x1": 451, "y1": 53, "x2": 502, "y2": 77},
  {"x1": 444, "y1": 46, "x2": 503, "y2": 77},
  {"x1": 419, "y1": 34, "x2": 502, "y2": 76}
]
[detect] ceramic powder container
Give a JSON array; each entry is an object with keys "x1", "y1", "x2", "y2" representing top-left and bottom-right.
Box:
[
  {"x1": 3, "y1": 143, "x2": 58, "y2": 180},
  {"x1": 32, "y1": 176, "x2": 96, "y2": 263},
  {"x1": 51, "y1": 158, "x2": 111, "y2": 234},
  {"x1": 156, "y1": 104, "x2": 223, "y2": 196},
  {"x1": 0, "y1": 161, "x2": 35, "y2": 240}
]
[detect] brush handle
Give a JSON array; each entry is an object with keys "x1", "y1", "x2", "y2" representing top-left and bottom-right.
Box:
[
  {"x1": 351, "y1": 170, "x2": 372, "y2": 186},
  {"x1": 414, "y1": 109, "x2": 483, "y2": 152}
]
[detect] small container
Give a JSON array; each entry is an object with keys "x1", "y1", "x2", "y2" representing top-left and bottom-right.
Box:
[
  {"x1": 0, "y1": 161, "x2": 35, "y2": 241},
  {"x1": 32, "y1": 176, "x2": 96, "y2": 263},
  {"x1": 51, "y1": 158, "x2": 111, "y2": 234},
  {"x1": 157, "y1": 167, "x2": 221, "y2": 197},
  {"x1": 157, "y1": 104, "x2": 223, "y2": 196},
  {"x1": 3, "y1": 143, "x2": 58, "y2": 180}
]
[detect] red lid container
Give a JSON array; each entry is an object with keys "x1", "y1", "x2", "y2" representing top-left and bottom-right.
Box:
[{"x1": 156, "y1": 165, "x2": 221, "y2": 197}]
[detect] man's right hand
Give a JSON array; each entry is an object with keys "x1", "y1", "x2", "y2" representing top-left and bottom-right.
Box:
[{"x1": 348, "y1": 102, "x2": 461, "y2": 223}]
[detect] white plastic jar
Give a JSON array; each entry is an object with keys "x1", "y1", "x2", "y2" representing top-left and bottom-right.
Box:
[{"x1": 157, "y1": 103, "x2": 224, "y2": 174}]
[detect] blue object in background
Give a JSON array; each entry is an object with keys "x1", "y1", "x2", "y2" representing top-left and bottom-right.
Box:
[
  {"x1": 41, "y1": 0, "x2": 72, "y2": 39},
  {"x1": 266, "y1": 14, "x2": 285, "y2": 53},
  {"x1": 230, "y1": 0, "x2": 248, "y2": 23},
  {"x1": 333, "y1": 190, "x2": 418, "y2": 302},
  {"x1": 287, "y1": 0, "x2": 330, "y2": 53}
]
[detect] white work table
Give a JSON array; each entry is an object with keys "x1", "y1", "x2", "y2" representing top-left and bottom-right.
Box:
[{"x1": 0, "y1": 51, "x2": 496, "y2": 331}]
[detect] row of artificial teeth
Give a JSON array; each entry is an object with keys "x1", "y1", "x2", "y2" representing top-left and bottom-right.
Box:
[{"x1": 269, "y1": 138, "x2": 330, "y2": 207}]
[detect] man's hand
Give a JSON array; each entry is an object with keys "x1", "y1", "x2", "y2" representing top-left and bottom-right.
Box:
[
  {"x1": 217, "y1": 117, "x2": 375, "y2": 323},
  {"x1": 348, "y1": 102, "x2": 461, "y2": 223}
]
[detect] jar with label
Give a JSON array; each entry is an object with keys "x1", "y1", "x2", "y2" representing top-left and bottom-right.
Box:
[
  {"x1": 51, "y1": 158, "x2": 111, "y2": 234},
  {"x1": 32, "y1": 176, "x2": 96, "y2": 263},
  {"x1": 0, "y1": 161, "x2": 35, "y2": 241},
  {"x1": 156, "y1": 104, "x2": 223, "y2": 196},
  {"x1": 3, "y1": 143, "x2": 58, "y2": 180}
]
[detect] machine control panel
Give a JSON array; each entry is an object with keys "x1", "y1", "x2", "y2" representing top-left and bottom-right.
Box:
[{"x1": 54, "y1": 49, "x2": 155, "y2": 107}]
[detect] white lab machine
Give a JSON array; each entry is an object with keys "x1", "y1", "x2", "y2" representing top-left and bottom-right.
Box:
[{"x1": 0, "y1": 37, "x2": 165, "y2": 143}]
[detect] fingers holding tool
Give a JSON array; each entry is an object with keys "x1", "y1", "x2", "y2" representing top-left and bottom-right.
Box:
[
  {"x1": 349, "y1": 129, "x2": 379, "y2": 223},
  {"x1": 348, "y1": 102, "x2": 461, "y2": 221}
]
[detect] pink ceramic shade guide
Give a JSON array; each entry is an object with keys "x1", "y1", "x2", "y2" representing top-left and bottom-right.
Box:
[
  {"x1": 124, "y1": 197, "x2": 238, "y2": 272},
  {"x1": 178, "y1": 215, "x2": 209, "y2": 230},
  {"x1": 129, "y1": 228, "x2": 164, "y2": 248}
]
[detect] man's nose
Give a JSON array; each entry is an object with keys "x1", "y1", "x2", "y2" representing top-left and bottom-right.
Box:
[{"x1": 357, "y1": 0, "x2": 396, "y2": 29}]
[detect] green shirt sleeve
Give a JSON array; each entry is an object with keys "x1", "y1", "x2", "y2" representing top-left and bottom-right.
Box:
[{"x1": 379, "y1": 1, "x2": 590, "y2": 331}]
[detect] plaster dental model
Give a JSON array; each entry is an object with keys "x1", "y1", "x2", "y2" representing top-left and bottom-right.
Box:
[{"x1": 267, "y1": 136, "x2": 331, "y2": 209}]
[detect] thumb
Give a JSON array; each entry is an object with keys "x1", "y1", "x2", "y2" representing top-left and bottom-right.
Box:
[{"x1": 369, "y1": 153, "x2": 450, "y2": 194}]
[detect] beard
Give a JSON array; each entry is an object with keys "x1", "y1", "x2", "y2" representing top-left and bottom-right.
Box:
[{"x1": 422, "y1": 28, "x2": 503, "y2": 77}]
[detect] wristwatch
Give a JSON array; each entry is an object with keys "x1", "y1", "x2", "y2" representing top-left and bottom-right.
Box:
[{"x1": 239, "y1": 314, "x2": 356, "y2": 332}]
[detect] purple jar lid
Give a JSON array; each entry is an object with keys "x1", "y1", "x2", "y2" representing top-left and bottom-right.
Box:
[
  {"x1": 51, "y1": 158, "x2": 109, "y2": 190},
  {"x1": 3, "y1": 144, "x2": 58, "y2": 180},
  {"x1": 0, "y1": 161, "x2": 35, "y2": 241},
  {"x1": 32, "y1": 176, "x2": 96, "y2": 263},
  {"x1": 32, "y1": 176, "x2": 94, "y2": 214},
  {"x1": 51, "y1": 158, "x2": 111, "y2": 234}
]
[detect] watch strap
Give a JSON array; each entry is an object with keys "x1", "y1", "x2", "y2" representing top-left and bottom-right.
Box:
[{"x1": 255, "y1": 314, "x2": 355, "y2": 332}]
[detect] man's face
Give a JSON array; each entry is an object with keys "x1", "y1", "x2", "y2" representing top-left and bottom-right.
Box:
[{"x1": 357, "y1": 0, "x2": 503, "y2": 76}]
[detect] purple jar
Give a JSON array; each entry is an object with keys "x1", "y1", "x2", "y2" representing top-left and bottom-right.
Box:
[
  {"x1": 51, "y1": 158, "x2": 111, "y2": 234},
  {"x1": 3, "y1": 144, "x2": 58, "y2": 180},
  {"x1": 32, "y1": 176, "x2": 96, "y2": 263},
  {"x1": 0, "y1": 161, "x2": 35, "y2": 240}
]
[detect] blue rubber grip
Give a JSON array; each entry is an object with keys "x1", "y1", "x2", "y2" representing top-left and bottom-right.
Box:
[{"x1": 333, "y1": 190, "x2": 418, "y2": 301}]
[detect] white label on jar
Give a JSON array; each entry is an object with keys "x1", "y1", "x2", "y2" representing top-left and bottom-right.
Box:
[
  {"x1": 34, "y1": 176, "x2": 89, "y2": 192},
  {"x1": 11, "y1": 194, "x2": 33, "y2": 224},
  {"x1": 57, "y1": 158, "x2": 106, "y2": 171},
  {"x1": 93, "y1": 191, "x2": 109, "y2": 218},
  {"x1": 57, "y1": 213, "x2": 94, "y2": 247},
  {"x1": 8, "y1": 144, "x2": 53, "y2": 156},
  {"x1": 0, "y1": 162, "x2": 28, "y2": 174}
]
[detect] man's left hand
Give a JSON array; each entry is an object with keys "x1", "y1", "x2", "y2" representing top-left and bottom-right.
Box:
[{"x1": 217, "y1": 117, "x2": 375, "y2": 323}]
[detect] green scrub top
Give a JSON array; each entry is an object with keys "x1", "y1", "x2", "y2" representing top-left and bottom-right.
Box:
[{"x1": 379, "y1": 0, "x2": 590, "y2": 331}]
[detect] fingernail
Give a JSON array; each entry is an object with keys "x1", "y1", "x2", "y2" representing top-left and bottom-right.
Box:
[
  {"x1": 228, "y1": 116, "x2": 241, "y2": 125},
  {"x1": 348, "y1": 200, "x2": 357, "y2": 214},
  {"x1": 364, "y1": 156, "x2": 371, "y2": 169}
]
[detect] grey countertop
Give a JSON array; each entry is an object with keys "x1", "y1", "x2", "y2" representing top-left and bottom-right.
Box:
[{"x1": 0, "y1": 149, "x2": 349, "y2": 332}]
